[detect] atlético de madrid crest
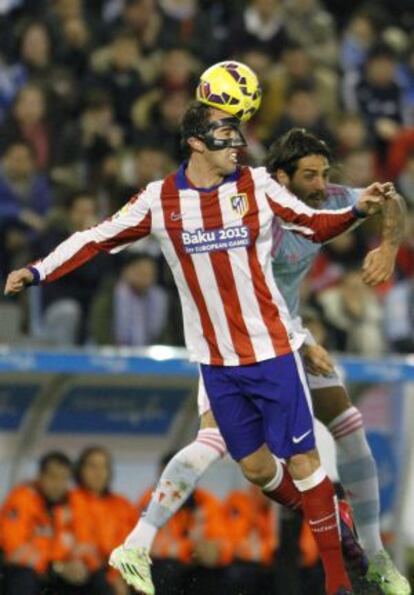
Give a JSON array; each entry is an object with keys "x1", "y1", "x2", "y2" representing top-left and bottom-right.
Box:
[{"x1": 230, "y1": 193, "x2": 249, "y2": 217}]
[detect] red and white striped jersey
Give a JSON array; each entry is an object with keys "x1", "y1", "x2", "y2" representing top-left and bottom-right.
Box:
[{"x1": 30, "y1": 165, "x2": 359, "y2": 366}]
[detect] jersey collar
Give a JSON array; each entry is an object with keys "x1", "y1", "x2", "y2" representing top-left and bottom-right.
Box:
[{"x1": 175, "y1": 162, "x2": 241, "y2": 192}]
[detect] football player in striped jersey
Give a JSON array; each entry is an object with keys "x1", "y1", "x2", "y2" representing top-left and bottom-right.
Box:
[
  {"x1": 110, "y1": 128, "x2": 409, "y2": 595},
  {"x1": 5, "y1": 104, "x2": 391, "y2": 595}
]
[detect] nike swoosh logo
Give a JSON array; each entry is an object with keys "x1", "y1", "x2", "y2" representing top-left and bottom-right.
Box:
[
  {"x1": 308, "y1": 512, "x2": 336, "y2": 526},
  {"x1": 292, "y1": 429, "x2": 312, "y2": 444},
  {"x1": 171, "y1": 212, "x2": 184, "y2": 221}
]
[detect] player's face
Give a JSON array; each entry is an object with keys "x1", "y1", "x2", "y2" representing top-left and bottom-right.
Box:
[
  {"x1": 206, "y1": 108, "x2": 243, "y2": 176},
  {"x1": 39, "y1": 462, "x2": 71, "y2": 503},
  {"x1": 286, "y1": 154, "x2": 330, "y2": 209},
  {"x1": 80, "y1": 451, "x2": 110, "y2": 495}
]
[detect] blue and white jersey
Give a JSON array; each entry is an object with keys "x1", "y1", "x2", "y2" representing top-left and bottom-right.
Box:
[{"x1": 272, "y1": 184, "x2": 361, "y2": 318}]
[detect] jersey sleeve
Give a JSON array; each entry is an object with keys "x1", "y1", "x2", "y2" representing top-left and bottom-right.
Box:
[
  {"x1": 265, "y1": 177, "x2": 362, "y2": 243},
  {"x1": 29, "y1": 189, "x2": 152, "y2": 284}
]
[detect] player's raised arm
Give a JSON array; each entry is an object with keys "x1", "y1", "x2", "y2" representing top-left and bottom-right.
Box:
[
  {"x1": 362, "y1": 182, "x2": 406, "y2": 286},
  {"x1": 265, "y1": 175, "x2": 385, "y2": 243},
  {"x1": 4, "y1": 190, "x2": 152, "y2": 296}
]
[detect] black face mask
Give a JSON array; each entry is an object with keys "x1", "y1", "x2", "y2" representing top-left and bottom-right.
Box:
[{"x1": 195, "y1": 117, "x2": 247, "y2": 151}]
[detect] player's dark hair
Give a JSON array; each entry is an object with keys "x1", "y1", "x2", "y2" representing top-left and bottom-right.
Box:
[
  {"x1": 74, "y1": 445, "x2": 113, "y2": 492},
  {"x1": 39, "y1": 451, "x2": 72, "y2": 474},
  {"x1": 180, "y1": 100, "x2": 211, "y2": 157},
  {"x1": 265, "y1": 128, "x2": 332, "y2": 177}
]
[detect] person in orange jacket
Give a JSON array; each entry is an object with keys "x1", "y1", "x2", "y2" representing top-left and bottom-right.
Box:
[
  {"x1": 71, "y1": 446, "x2": 136, "y2": 595},
  {"x1": 0, "y1": 451, "x2": 114, "y2": 595},
  {"x1": 222, "y1": 485, "x2": 277, "y2": 595},
  {"x1": 225, "y1": 485, "x2": 278, "y2": 566}
]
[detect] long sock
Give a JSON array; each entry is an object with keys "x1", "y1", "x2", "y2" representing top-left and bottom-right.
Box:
[
  {"x1": 262, "y1": 457, "x2": 302, "y2": 511},
  {"x1": 295, "y1": 468, "x2": 351, "y2": 595},
  {"x1": 124, "y1": 428, "x2": 227, "y2": 550},
  {"x1": 329, "y1": 407, "x2": 383, "y2": 559}
]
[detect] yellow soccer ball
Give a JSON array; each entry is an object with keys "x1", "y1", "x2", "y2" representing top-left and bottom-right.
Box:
[{"x1": 196, "y1": 61, "x2": 262, "y2": 122}]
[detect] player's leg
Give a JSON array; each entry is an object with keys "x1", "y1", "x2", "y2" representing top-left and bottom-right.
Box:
[
  {"x1": 110, "y1": 380, "x2": 226, "y2": 594},
  {"x1": 311, "y1": 377, "x2": 381, "y2": 558},
  {"x1": 201, "y1": 354, "x2": 352, "y2": 595},
  {"x1": 124, "y1": 376, "x2": 226, "y2": 552},
  {"x1": 310, "y1": 370, "x2": 411, "y2": 594},
  {"x1": 124, "y1": 415, "x2": 226, "y2": 553}
]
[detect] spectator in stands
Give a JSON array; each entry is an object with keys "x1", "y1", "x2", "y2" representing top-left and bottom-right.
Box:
[
  {"x1": 394, "y1": 211, "x2": 414, "y2": 282},
  {"x1": 0, "y1": 451, "x2": 113, "y2": 595},
  {"x1": 307, "y1": 228, "x2": 369, "y2": 297},
  {"x1": 90, "y1": 253, "x2": 168, "y2": 346},
  {"x1": 340, "y1": 147, "x2": 378, "y2": 186},
  {"x1": 342, "y1": 43, "x2": 407, "y2": 159},
  {"x1": 55, "y1": 88, "x2": 124, "y2": 188},
  {"x1": 0, "y1": 58, "x2": 26, "y2": 125},
  {"x1": 339, "y1": 8, "x2": 383, "y2": 73},
  {"x1": 257, "y1": 43, "x2": 339, "y2": 139},
  {"x1": 132, "y1": 145, "x2": 174, "y2": 188},
  {"x1": 0, "y1": 83, "x2": 53, "y2": 170},
  {"x1": 89, "y1": 30, "x2": 147, "y2": 133},
  {"x1": 48, "y1": 0, "x2": 85, "y2": 34},
  {"x1": 71, "y1": 446, "x2": 136, "y2": 595},
  {"x1": 396, "y1": 150, "x2": 414, "y2": 205},
  {"x1": 270, "y1": 83, "x2": 337, "y2": 150},
  {"x1": 132, "y1": 89, "x2": 190, "y2": 162},
  {"x1": 316, "y1": 269, "x2": 386, "y2": 354},
  {"x1": 158, "y1": 0, "x2": 215, "y2": 60},
  {"x1": 284, "y1": 0, "x2": 338, "y2": 68},
  {"x1": 335, "y1": 113, "x2": 370, "y2": 157},
  {"x1": 384, "y1": 274, "x2": 414, "y2": 353},
  {"x1": 59, "y1": 12, "x2": 92, "y2": 79},
  {"x1": 16, "y1": 20, "x2": 54, "y2": 83},
  {"x1": 100, "y1": 0, "x2": 163, "y2": 57},
  {"x1": 228, "y1": 0, "x2": 290, "y2": 60},
  {"x1": 0, "y1": 139, "x2": 52, "y2": 280},
  {"x1": 32, "y1": 192, "x2": 111, "y2": 345},
  {"x1": 0, "y1": 139, "x2": 51, "y2": 225},
  {"x1": 114, "y1": 144, "x2": 174, "y2": 211},
  {"x1": 157, "y1": 46, "x2": 199, "y2": 94},
  {"x1": 387, "y1": 122, "x2": 414, "y2": 177}
]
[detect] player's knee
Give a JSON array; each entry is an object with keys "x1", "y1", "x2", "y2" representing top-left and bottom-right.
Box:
[
  {"x1": 312, "y1": 386, "x2": 352, "y2": 427},
  {"x1": 239, "y1": 452, "x2": 275, "y2": 486},
  {"x1": 287, "y1": 450, "x2": 320, "y2": 480}
]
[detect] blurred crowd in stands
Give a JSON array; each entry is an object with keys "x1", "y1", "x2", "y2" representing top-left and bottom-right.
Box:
[
  {"x1": 1, "y1": 0, "x2": 414, "y2": 354},
  {"x1": 0, "y1": 447, "x2": 323, "y2": 595}
]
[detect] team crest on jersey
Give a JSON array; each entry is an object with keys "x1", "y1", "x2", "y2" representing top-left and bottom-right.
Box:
[{"x1": 230, "y1": 193, "x2": 249, "y2": 217}]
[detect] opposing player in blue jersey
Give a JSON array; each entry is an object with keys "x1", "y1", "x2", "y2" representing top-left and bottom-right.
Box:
[{"x1": 112, "y1": 128, "x2": 410, "y2": 595}]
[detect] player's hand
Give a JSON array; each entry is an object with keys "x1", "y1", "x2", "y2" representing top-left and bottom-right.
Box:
[
  {"x1": 4, "y1": 268, "x2": 34, "y2": 295},
  {"x1": 381, "y1": 181, "x2": 398, "y2": 199},
  {"x1": 362, "y1": 243, "x2": 397, "y2": 286},
  {"x1": 302, "y1": 344, "x2": 334, "y2": 376},
  {"x1": 356, "y1": 182, "x2": 386, "y2": 216}
]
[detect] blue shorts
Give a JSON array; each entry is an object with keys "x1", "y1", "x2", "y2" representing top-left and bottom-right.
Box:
[{"x1": 200, "y1": 352, "x2": 315, "y2": 461}]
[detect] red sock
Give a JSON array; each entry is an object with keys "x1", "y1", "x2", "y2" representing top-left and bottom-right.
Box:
[
  {"x1": 263, "y1": 463, "x2": 302, "y2": 511},
  {"x1": 300, "y1": 475, "x2": 351, "y2": 595}
]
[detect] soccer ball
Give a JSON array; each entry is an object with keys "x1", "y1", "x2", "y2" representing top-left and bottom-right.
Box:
[{"x1": 196, "y1": 61, "x2": 262, "y2": 122}]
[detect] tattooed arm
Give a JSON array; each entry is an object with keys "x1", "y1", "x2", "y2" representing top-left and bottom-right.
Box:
[{"x1": 362, "y1": 183, "x2": 406, "y2": 286}]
